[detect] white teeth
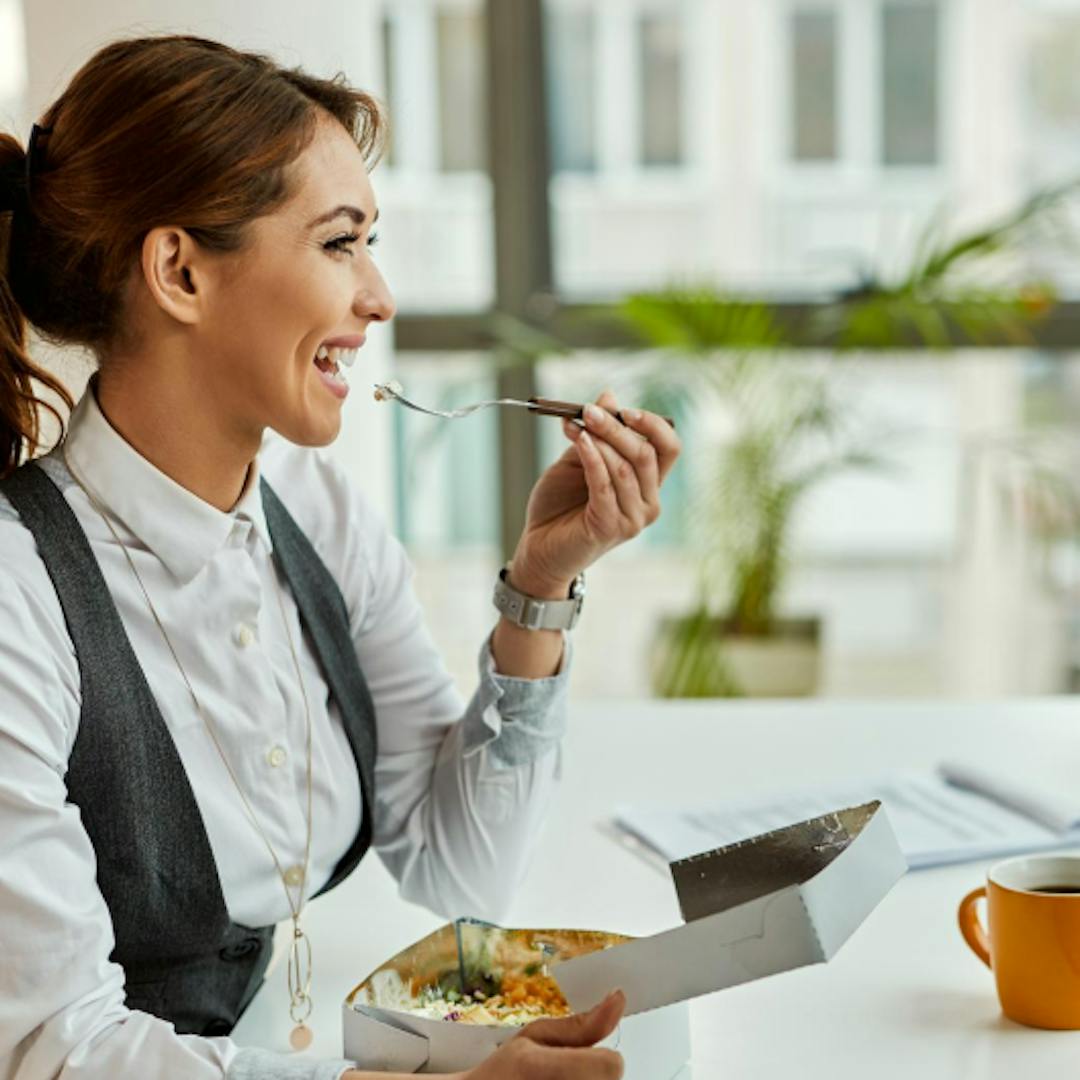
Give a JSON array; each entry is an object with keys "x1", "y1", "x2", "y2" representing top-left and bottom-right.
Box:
[{"x1": 319, "y1": 344, "x2": 361, "y2": 366}]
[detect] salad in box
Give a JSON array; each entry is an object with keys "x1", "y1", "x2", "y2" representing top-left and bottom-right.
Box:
[{"x1": 343, "y1": 801, "x2": 906, "y2": 1076}]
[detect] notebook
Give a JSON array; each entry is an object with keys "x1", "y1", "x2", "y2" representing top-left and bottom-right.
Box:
[{"x1": 613, "y1": 762, "x2": 1080, "y2": 870}]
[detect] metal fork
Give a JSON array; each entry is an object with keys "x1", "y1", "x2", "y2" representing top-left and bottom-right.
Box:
[{"x1": 373, "y1": 380, "x2": 675, "y2": 428}]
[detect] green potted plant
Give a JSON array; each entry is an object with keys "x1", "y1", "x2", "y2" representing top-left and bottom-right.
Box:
[
  {"x1": 618, "y1": 184, "x2": 1072, "y2": 696},
  {"x1": 618, "y1": 293, "x2": 883, "y2": 697}
]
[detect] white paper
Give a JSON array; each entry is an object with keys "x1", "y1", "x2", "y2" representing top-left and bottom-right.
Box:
[
  {"x1": 938, "y1": 760, "x2": 1080, "y2": 835},
  {"x1": 614, "y1": 770, "x2": 1080, "y2": 870}
]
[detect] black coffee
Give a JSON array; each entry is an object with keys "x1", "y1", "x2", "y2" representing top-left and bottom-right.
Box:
[{"x1": 1031, "y1": 885, "x2": 1080, "y2": 894}]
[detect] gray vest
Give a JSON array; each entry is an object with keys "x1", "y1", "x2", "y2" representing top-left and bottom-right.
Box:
[{"x1": 0, "y1": 461, "x2": 377, "y2": 1037}]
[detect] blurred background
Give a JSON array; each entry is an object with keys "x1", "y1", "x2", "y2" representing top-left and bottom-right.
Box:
[{"x1": 8, "y1": 0, "x2": 1080, "y2": 702}]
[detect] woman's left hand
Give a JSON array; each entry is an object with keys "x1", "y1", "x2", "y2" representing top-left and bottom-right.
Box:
[{"x1": 509, "y1": 389, "x2": 682, "y2": 596}]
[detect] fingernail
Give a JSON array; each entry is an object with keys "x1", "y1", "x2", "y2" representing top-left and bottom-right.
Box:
[
  {"x1": 584, "y1": 404, "x2": 603, "y2": 424},
  {"x1": 623, "y1": 408, "x2": 641, "y2": 423},
  {"x1": 579, "y1": 431, "x2": 594, "y2": 450}
]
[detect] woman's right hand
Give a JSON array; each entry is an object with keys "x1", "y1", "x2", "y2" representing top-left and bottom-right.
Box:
[{"x1": 459, "y1": 989, "x2": 626, "y2": 1080}]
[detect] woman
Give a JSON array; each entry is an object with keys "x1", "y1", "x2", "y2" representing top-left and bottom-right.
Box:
[{"x1": 0, "y1": 34, "x2": 680, "y2": 1080}]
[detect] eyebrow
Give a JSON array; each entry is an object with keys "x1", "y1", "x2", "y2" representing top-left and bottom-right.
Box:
[{"x1": 306, "y1": 205, "x2": 380, "y2": 229}]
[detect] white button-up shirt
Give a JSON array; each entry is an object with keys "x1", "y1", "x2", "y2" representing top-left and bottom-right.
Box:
[{"x1": 0, "y1": 388, "x2": 570, "y2": 1080}]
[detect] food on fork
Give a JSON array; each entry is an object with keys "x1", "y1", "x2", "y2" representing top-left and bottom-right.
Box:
[{"x1": 373, "y1": 379, "x2": 405, "y2": 402}]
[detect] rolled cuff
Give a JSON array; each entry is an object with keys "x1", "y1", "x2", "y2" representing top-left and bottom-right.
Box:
[
  {"x1": 227, "y1": 1048, "x2": 356, "y2": 1080},
  {"x1": 461, "y1": 633, "x2": 572, "y2": 768}
]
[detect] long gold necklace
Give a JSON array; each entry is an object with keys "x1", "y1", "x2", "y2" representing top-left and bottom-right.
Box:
[{"x1": 63, "y1": 447, "x2": 318, "y2": 1051}]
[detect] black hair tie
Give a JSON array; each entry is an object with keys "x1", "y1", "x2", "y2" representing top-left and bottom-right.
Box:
[{"x1": 0, "y1": 123, "x2": 53, "y2": 214}]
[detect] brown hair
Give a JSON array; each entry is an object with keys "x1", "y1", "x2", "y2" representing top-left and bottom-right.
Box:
[{"x1": 0, "y1": 33, "x2": 384, "y2": 478}]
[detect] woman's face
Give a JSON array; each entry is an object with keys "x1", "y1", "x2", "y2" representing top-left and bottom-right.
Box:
[{"x1": 197, "y1": 114, "x2": 394, "y2": 448}]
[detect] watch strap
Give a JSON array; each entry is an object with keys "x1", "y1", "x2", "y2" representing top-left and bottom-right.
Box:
[{"x1": 493, "y1": 567, "x2": 585, "y2": 631}]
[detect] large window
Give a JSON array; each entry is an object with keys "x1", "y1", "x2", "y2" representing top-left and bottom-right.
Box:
[
  {"x1": 379, "y1": 0, "x2": 488, "y2": 175},
  {"x1": 544, "y1": 0, "x2": 693, "y2": 176},
  {"x1": 377, "y1": 0, "x2": 1080, "y2": 702},
  {"x1": 1021, "y1": 4, "x2": 1080, "y2": 295},
  {"x1": 791, "y1": 9, "x2": 839, "y2": 162},
  {"x1": 881, "y1": 2, "x2": 939, "y2": 165},
  {"x1": 639, "y1": 12, "x2": 684, "y2": 167},
  {"x1": 1025, "y1": 5, "x2": 1080, "y2": 181},
  {"x1": 546, "y1": 5, "x2": 598, "y2": 172},
  {"x1": 374, "y1": 0, "x2": 494, "y2": 312},
  {"x1": 784, "y1": 0, "x2": 942, "y2": 171},
  {"x1": 436, "y1": 6, "x2": 487, "y2": 173}
]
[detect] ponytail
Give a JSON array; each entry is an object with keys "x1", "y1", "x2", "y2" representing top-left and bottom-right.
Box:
[{"x1": 0, "y1": 133, "x2": 73, "y2": 480}]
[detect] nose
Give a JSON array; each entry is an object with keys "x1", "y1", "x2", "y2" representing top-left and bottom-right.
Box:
[{"x1": 355, "y1": 260, "x2": 396, "y2": 324}]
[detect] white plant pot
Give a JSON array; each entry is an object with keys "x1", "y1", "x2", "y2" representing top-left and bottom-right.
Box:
[
  {"x1": 720, "y1": 619, "x2": 822, "y2": 698},
  {"x1": 651, "y1": 615, "x2": 822, "y2": 698}
]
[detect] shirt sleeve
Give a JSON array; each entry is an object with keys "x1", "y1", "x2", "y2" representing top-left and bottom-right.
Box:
[
  {"x1": 348, "y1": 495, "x2": 570, "y2": 924},
  {"x1": 0, "y1": 545, "x2": 383, "y2": 1080},
  {"x1": 227, "y1": 1049, "x2": 355, "y2": 1080},
  {"x1": 461, "y1": 634, "x2": 571, "y2": 769}
]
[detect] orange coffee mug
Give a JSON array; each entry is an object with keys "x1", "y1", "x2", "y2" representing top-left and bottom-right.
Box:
[{"x1": 958, "y1": 854, "x2": 1080, "y2": 1029}]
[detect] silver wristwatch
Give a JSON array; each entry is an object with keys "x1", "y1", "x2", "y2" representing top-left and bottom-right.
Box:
[{"x1": 493, "y1": 566, "x2": 586, "y2": 631}]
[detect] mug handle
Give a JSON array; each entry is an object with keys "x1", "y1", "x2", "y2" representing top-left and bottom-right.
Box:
[{"x1": 958, "y1": 886, "x2": 991, "y2": 967}]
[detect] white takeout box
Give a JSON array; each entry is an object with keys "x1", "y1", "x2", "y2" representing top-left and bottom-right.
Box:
[{"x1": 344, "y1": 801, "x2": 906, "y2": 1077}]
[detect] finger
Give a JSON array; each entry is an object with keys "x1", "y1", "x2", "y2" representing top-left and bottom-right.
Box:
[
  {"x1": 595, "y1": 387, "x2": 621, "y2": 415},
  {"x1": 588, "y1": 438, "x2": 643, "y2": 528},
  {"x1": 559, "y1": 418, "x2": 588, "y2": 467},
  {"x1": 582, "y1": 400, "x2": 661, "y2": 511},
  {"x1": 518, "y1": 1046, "x2": 625, "y2": 1080},
  {"x1": 588, "y1": 430, "x2": 656, "y2": 531},
  {"x1": 618, "y1": 407, "x2": 682, "y2": 486},
  {"x1": 594, "y1": 386, "x2": 679, "y2": 488},
  {"x1": 584, "y1": 394, "x2": 651, "y2": 461},
  {"x1": 521, "y1": 990, "x2": 626, "y2": 1048},
  {"x1": 569, "y1": 425, "x2": 621, "y2": 530}
]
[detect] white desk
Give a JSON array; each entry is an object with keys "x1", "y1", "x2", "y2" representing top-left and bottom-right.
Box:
[{"x1": 234, "y1": 698, "x2": 1080, "y2": 1077}]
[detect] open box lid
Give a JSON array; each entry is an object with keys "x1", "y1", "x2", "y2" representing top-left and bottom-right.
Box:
[{"x1": 552, "y1": 801, "x2": 907, "y2": 1017}]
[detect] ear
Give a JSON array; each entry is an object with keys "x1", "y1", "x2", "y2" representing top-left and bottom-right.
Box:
[{"x1": 139, "y1": 226, "x2": 206, "y2": 326}]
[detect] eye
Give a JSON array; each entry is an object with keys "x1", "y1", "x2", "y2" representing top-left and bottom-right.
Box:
[{"x1": 324, "y1": 231, "x2": 361, "y2": 256}]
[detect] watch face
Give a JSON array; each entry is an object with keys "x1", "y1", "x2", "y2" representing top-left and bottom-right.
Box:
[{"x1": 570, "y1": 574, "x2": 586, "y2": 600}]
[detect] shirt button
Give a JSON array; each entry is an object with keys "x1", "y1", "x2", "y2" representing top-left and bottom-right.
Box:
[
  {"x1": 267, "y1": 745, "x2": 287, "y2": 768},
  {"x1": 283, "y1": 865, "x2": 305, "y2": 888},
  {"x1": 234, "y1": 623, "x2": 256, "y2": 648}
]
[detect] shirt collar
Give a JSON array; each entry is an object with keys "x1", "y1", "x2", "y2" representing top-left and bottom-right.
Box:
[{"x1": 62, "y1": 382, "x2": 273, "y2": 583}]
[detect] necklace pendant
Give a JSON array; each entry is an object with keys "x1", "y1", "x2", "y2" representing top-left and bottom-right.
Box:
[{"x1": 289, "y1": 1022, "x2": 314, "y2": 1051}]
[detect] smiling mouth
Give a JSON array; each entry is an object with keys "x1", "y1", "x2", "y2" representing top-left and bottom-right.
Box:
[{"x1": 313, "y1": 344, "x2": 360, "y2": 385}]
